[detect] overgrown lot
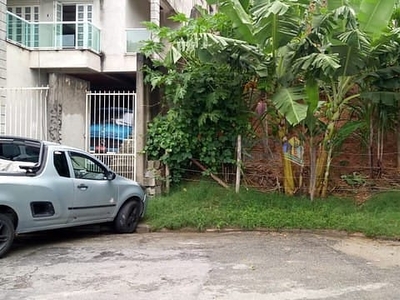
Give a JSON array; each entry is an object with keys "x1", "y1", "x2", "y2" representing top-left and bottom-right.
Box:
[{"x1": 145, "y1": 181, "x2": 400, "y2": 239}]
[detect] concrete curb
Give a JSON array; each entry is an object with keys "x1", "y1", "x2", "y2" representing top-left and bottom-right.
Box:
[{"x1": 137, "y1": 223, "x2": 400, "y2": 242}]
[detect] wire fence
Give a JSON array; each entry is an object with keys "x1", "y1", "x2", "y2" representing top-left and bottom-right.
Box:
[{"x1": 157, "y1": 142, "x2": 400, "y2": 196}]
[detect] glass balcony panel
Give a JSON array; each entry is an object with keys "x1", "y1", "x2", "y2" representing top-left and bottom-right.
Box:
[
  {"x1": 91, "y1": 24, "x2": 100, "y2": 51},
  {"x1": 6, "y1": 11, "x2": 101, "y2": 53},
  {"x1": 126, "y1": 28, "x2": 151, "y2": 53}
]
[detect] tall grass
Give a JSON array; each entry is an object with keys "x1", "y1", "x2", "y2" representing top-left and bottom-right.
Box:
[{"x1": 145, "y1": 181, "x2": 400, "y2": 238}]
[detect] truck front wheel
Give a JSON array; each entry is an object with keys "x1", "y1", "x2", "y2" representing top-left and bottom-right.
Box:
[{"x1": 114, "y1": 200, "x2": 141, "y2": 233}]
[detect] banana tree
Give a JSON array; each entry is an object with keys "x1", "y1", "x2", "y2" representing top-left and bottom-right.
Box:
[
  {"x1": 147, "y1": 0, "x2": 397, "y2": 196},
  {"x1": 352, "y1": 14, "x2": 400, "y2": 177},
  {"x1": 206, "y1": 0, "x2": 398, "y2": 198},
  {"x1": 273, "y1": 0, "x2": 398, "y2": 197},
  {"x1": 206, "y1": 0, "x2": 310, "y2": 194},
  {"x1": 359, "y1": 66, "x2": 400, "y2": 177}
]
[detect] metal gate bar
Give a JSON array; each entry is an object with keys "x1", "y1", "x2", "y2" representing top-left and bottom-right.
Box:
[{"x1": 86, "y1": 91, "x2": 137, "y2": 181}]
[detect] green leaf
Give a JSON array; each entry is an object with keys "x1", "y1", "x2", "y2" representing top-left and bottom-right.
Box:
[
  {"x1": 358, "y1": 0, "x2": 396, "y2": 37},
  {"x1": 361, "y1": 91, "x2": 400, "y2": 105},
  {"x1": 330, "y1": 44, "x2": 365, "y2": 76},
  {"x1": 217, "y1": 0, "x2": 255, "y2": 43},
  {"x1": 333, "y1": 120, "x2": 365, "y2": 149},
  {"x1": 293, "y1": 53, "x2": 341, "y2": 79},
  {"x1": 272, "y1": 87, "x2": 308, "y2": 126},
  {"x1": 169, "y1": 13, "x2": 189, "y2": 23},
  {"x1": 327, "y1": 0, "x2": 347, "y2": 10},
  {"x1": 165, "y1": 46, "x2": 183, "y2": 65},
  {"x1": 305, "y1": 79, "x2": 319, "y2": 113},
  {"x1": 252, "y1": 0, "x2": 299, "y2": 51}
]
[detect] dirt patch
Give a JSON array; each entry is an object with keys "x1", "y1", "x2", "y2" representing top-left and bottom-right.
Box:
[{"x1": 332, "y1": 236, "x2": 400, "y2": 268}]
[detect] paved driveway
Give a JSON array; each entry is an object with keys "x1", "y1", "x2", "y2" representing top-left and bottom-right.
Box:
[{"x1": 1, "y1": 229, "x2": 400, "y2": 300}]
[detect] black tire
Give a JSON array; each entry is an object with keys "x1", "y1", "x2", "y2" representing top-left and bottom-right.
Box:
[
  {"x1": 0, "y1": 214, "x2": 15, "y2": 258},
  {"x1": 114, "y1": 200, "x2": 141, "y2": 233}
]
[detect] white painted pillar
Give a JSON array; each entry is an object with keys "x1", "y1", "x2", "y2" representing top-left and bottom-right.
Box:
[{"x1": 150, "y1": 0, "x2": 160, "y2": 26}]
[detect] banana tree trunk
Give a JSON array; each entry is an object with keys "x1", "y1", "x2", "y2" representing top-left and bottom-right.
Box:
[
  {"x1": 369, "y1": 104, "x2": 374, "y2": 178},
  {"x1": 377, "y1": 124, "x2": 384, "y2": 177},
  {"x1": 279, "y1": 120, "x2": 295, "y2": 195},
  {"x1": 315, "y1": 117, "x2": 337, "y2": 198},
  {"x1": 283, "y1": 155, "x2": 295, "y2": 195},
  {"x1": 321, "y1": 145, "x2": 334, "y2": 198},
  {"x1": 315, "y1": 142, "x2": 335, "y2": 198},
  {"x1": 397, "y1": 99, "x2": 400, "y2": 172},
  {"x1": 309, "y1": 137, "x2": 317, "y2": 201},
  {"x1": 315, "y1": 147, "x2": 328, "y2": 197}
]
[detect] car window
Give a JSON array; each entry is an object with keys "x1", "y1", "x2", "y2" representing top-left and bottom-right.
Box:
[
  {"x1": 0, "y1": 143, "x2": 39, "y2": 163},
  {"x1": 69, "y1": 152, "x2": 107, "y2": 180},
  {"x1": 0, "y1": 143, "x2": 20, "y2": 159},
  {"x1": 0, "y1": 140, "x2": 40, "y2": 172},
  {"x1": 53, "y1": 151, "x2": 70, "y2": 178}
]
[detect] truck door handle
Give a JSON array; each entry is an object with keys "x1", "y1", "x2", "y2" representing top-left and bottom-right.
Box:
[{"x1": 77, "y1": 184, "x2": 88, "y2": 190}]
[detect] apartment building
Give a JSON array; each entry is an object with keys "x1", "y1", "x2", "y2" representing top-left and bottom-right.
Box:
[{"x1": 0, "y1": 0, "x2": 212, "y2": 182}]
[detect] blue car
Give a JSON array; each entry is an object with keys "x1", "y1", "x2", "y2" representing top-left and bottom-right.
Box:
[{"x1": 90, "y1": 107, "x2": 134, "y2": 153}]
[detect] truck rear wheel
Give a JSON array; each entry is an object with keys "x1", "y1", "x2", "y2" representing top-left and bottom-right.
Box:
[{"x1": 0, "y1": 213, "x2": 15, "y2": 258}]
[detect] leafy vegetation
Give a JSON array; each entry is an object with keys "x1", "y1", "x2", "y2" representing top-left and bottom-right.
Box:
[
  {"x1": 207, "y1": 0, "x2": 400, "y2": 199},
  {"x1": 142, "y1": 0, "x2": 400, "y2": 198},
  {"x1": 142, "y1": 12, "x2": 255, "y2": 183},
  {"x1": 145, "y1": 181, "x2": 400, "y2": 238}
]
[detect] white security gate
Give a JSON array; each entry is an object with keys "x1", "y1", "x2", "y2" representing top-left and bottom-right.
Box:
[
  {"x1": 0, "y1": 87, "x2": 49, "y2": 139},
  {"x1": 86, "y1": 91, "x2": 137, "y2": 181}
]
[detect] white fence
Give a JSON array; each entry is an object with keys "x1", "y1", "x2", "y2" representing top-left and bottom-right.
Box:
[
  {"x1": 0, "y1": 88, "x2": 138, "y2": 181},
  {"x1": 0, "y1": 87, "x2": 49, "y2": 140},
  {"x1": 0, "y1": 100, "x2": 5, "y2": 135}
]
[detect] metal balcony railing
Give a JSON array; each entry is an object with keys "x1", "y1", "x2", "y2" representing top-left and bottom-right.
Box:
[
  {"x1": 126, "y1": 28, "x2": 151, "y2": 53},
  {"x1": 7, "y1": 11, "x2": 100, "y2": 53}
]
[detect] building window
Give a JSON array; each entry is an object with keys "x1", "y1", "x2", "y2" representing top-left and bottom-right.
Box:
[{"x1": 7, "y1": 6, "x2": 39, "y2": 47}]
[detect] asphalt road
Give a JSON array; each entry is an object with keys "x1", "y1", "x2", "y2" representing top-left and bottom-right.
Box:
[{"x1": 1, "y1": 228, "x2": 400, "y2": 300}]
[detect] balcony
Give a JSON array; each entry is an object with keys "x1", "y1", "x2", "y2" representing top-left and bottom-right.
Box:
[
  {"x1": 126, "y1": 28, "x2": 151, "y2": 53},
  {"x1": 7, "y1": 11, "x2": 100, "y2": 53}
]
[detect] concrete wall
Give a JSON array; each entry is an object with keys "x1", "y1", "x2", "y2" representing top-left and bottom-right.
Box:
[
  {"x1": 160, "y1": 0, "x2": 210, "y2": 30},
  {"x1": 163, "y1": 0, "x2": 206, "y2": 16},
  {"x1": 100, "y1": 0, "x2": 150, "y2": 72},
  {"x1": 101, "y1": 0, "x2": 129, "y2": 72},
  {"x1": 6, "y1": 45, "x2": 46, "y2": 87},
  {"x1": 48, "y1": 73, "x2": 89, "y2": 150},
  {"x1": 126, "y1": 0, "x2": 150, "y2": 27},
  {"x1": 100, "y1": 0, "x2": 205, "y2": 72}
]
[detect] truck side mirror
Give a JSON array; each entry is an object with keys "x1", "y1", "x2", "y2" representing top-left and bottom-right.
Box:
[{"x1": 106, "y1": 171, "x2": 116, "y2": 181}]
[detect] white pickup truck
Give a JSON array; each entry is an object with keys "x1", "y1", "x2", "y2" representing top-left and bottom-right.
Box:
[{"x1": 0, "y1": 136, "x2": 147, "y2": 258}]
